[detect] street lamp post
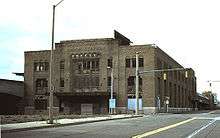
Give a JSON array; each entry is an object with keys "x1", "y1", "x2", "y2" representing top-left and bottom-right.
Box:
[
  {"x1": 110, "y1": 68, "x2": 114, "y2": 114},
  {"x1": 49, "y1": 0, "x2": 65, "y2": 124},
  {"x1": 107, "y1": 67, "x2": 114, "y2": 114},
  {"x1": 110, "y1": 68, "x2": 113, "y2": 100},
  {"x1": 135, "y1": 52, "x2": 139, "y2": 115}
]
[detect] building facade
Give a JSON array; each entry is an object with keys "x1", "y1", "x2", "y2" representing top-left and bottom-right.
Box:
[{"x1": 24, "y1": 31, "x2": 197, "y2": 114}]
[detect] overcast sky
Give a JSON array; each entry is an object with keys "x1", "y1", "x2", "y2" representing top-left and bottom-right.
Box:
[{"x1": 1, "y1": 0, "x2": 220, "y2": 100}]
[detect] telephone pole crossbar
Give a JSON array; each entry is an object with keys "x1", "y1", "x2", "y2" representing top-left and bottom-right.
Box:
[{"x1": 139, "y1": 68, "x2": 190, "y2": 74}]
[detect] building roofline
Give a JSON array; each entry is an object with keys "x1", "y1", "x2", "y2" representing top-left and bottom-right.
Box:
[
  {"x1": 155, "y1": 46, "x2": 184, "y2": 68},
  {"x1": 58, "y1": 30, "x2": 131, "y2": 44},
  {"x1": 119, "y1": 44, "x2": 154, "y2": 48},
  {"x1": 24, "y1": 50, "x2": 50, "y2": 53},
  {"x1": 0, "y1": 79, "x2": 23, "y2": 83},
  {"x1": 13, "y1": 72, "x2": 24, "y2": 77},
  {"x1": 132, "y1": 44, "x2": 154, "y2": 47},
  {"x1": 59, "y1": 38, "x2": 115, "y2": 44}
]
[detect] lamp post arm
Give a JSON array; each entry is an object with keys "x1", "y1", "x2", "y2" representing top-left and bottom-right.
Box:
[{"x1": 55, "y1": 0, "x2": 65, "y2": 7}]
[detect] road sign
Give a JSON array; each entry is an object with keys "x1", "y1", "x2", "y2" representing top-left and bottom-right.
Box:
[{"x1": 109, "y1": 99, "x2": 116, "y2": 108}]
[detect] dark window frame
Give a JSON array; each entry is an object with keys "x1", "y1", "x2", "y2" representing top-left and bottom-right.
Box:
[
  {"x1": 107, "y1": 77, "x2": 111, "y2": 86},
  {"x1": 60, "y1": 78, "x2": 64, "y2": 87},
  {"x1": 132, "y1": 58, "x2": 136, "y2": 68},
  {"x1": 139, "y1": 58, "x2": 144, "y2": 67},
  {"x1": 126, "y1": 58, "x2": 131, "y2": 68},
  {"x1": 108, "y1": 58, "x2": 113, "y2": 68},
  {"x1": 60, "y1": 60, "x2": 65, "y2": 70},
  {"x1": 34, "y1": 62, "x2": 49, "y2": 72}
]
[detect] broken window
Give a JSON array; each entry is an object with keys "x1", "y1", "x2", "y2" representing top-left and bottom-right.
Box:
[
  {"x1": 35, "y1": 78, "x2": 48, "y2": 94},
  {"x1": 126, "y1": 59, "x2": 130, "y2": 68},
  {"x1": 83, "y1": 61, "x2": 87, "y2": 70},
  {"x1": 86, "y1": 61, "x2": 90, "y2": 70},
  {"x1": 95, "y1": 60, "x2": 99, "y2": 69},
  {"x1": 127, "y1": 76, "x2": 142, "y2": 86},
  {"x1": 108, "y1": 58, "x2": 113, "y2": 68},
  {"x1": 60, "y1": 78, "x2": 64, "y2": 87},
  {"x1": 34, "y1": 62, "x2": 49, "y2": 72},
  {"x1": 34, "y1": 99, "x2": 47, "y2": 110},
  {"x1": 107, "y1": 77, "x2": 111, "y2": 86},
  {"x1": 139, "y1": 58, "x2": 144, "y2": 67},
  {"x1": 95, "y1": 77, "x2": 99, "y2": 86},
  {"x1": 60, "y1": 60, "x2": 64, "y2": 70},
  {"x1": 139, "y1": 77, "x2": 142, "y2": 85},
  {"x1": 132, "y1": 58, "x2": 136, "y2": 68},
  {"x1": 128, "y1": 76, "x2": 135, "y2": 86},
  {"x1": 91, "y1": 61, "x2": 96, "y2": 69},
  {"x1": 40, "y1": 62, "x2": 44, "y2": 71}
]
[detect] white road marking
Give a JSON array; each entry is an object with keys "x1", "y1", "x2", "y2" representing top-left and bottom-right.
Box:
[
  {"x1": 186, "y1": 119, "x2": 217, "y2": 138},
  {"x1": 133, "y1": 115, "x2": 220, "y2": 138},
  {"x1": 132, "y1": 118, "x2": 196, "y2": 138}
]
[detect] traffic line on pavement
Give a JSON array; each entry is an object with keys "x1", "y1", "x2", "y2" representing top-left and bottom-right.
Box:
[
  {"x1": 132, "y1": 118, "x2": 196, "y2": 138},
  {"x1": 186, "y1": 119, "x2": 216, "y2": 138}
]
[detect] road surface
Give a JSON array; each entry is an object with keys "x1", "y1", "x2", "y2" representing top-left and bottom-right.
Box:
[{"x1": 2, "y1": 110, "x2": 220, "y2": 138}]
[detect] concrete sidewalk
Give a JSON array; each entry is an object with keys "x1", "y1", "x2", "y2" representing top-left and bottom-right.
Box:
[{"x1": 1, "y1": 114, "x2": 143, "y2": 133}]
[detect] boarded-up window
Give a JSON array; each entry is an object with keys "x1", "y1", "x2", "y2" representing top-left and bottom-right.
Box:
[{"x1": 34, "y1": 99, "x2": 47, "y2": 110}]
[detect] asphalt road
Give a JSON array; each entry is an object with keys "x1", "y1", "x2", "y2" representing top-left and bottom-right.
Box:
[{"x1": 2, "y1": 110, "x2": 220, "y2": 138}]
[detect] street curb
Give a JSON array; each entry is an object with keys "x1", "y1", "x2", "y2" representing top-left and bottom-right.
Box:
[{"x1": 1, "y1": 115, "x2": 143, "y2": 133}]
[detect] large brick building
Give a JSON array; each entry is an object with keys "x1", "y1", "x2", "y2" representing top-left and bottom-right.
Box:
[{"x1": 24, "y1": 31, "x2": 197, "y2": 114}]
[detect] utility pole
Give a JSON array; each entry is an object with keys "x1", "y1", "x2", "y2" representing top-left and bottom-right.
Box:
[
  {"x1": 49, "y1": 0, "x2": 65, "y2": 124},
  {"x1": 135, "y1": 52, "x2": 139, "y2": 115},
  {"x1": 107, "y1": 66, "x2": 114, "y2": 114},
  {"x1": 110, "y1": 68, "x2": 114, "y2": 114}
]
